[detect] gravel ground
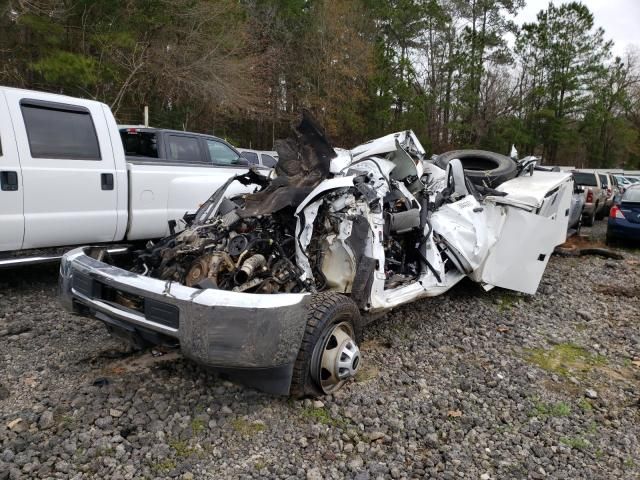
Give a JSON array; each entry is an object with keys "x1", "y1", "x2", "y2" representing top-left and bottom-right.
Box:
[{"x1": 1, "y1": 221, "x2": 639, "y2": 480}]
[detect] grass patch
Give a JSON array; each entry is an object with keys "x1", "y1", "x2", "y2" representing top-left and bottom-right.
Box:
[
  {"x1": 230, "y1": 418, "x2": 266, "y2": 436},
  {"x1": 300, "y1": 406, "x2": 349, "y2": 428},
  {"x1": 525, "y1": 343, "x2": 607, "y2": 376},
  {"x1": 496, "y1": 292, "x2": 520, "y2": 312},
  {"x1": 529, "y1": 401, "x2": 571, "y2": 418},
  {"x1": 153, "y1": 459, "x2": 176, "y2": 473},
  {"x1": 586, "y1": 421, "x2": 598, "y2": 434},
  {"x1": 190, "y1": 418, "x2": 206, "y2": 435},
  {"x1": 169, "y1": 439, "x2": 196, "y2": 458},
  {"x1": 505, "y1": 463, "x2": 528, "y2": 476},
  {"x1": 57, "y1": 414, "x2": 75, "y2": 428},
  {"x1": 560, "y1": 436, "x2": 590, "y2": 450},
  {"x1": 578, "y1": 399, "x2": 593, "y2": 412}
]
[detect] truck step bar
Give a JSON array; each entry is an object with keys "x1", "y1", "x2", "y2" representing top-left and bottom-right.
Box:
[{"x1": 0, "y1": 246, "x2": 129, "y2": 269}]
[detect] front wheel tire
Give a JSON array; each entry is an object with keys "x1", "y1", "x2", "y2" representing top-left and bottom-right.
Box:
[{"x1": 290, "y1": 292, "x2": 362, "y2": 398}]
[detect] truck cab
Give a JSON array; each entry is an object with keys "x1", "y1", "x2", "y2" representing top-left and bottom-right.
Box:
[{"x1": 0, "y1": 87, "x2": 128, "y2": 252}]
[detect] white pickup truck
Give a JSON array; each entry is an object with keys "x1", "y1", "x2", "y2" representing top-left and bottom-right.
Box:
[{"x1": 0, "y1": 86, "x2": 255, "y2": 267}]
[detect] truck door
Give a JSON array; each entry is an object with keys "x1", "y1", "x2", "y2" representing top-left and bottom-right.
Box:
[
  {"x1": 5, "y1": 91, "x2": 119, "y2": 249},
  {"x1": 0, "y1": 91, "x2": 24, "y2": 251}
]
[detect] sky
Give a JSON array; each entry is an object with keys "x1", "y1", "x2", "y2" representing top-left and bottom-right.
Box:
[{"x1": 515, "y1": 0, "x2": 640, "y2": 58}]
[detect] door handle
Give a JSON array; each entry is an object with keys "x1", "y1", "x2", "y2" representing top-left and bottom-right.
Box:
[
  {"x1": 0, "y1": 171, "x2": 18, "y2": 191},
  {"x1": 101, "y1": 173, "x2": 114, "y2": 191}
]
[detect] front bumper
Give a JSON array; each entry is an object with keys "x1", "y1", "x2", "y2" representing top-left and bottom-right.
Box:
[{"x1": 59, "y1": 247, "x2": 311, "y2": 394}]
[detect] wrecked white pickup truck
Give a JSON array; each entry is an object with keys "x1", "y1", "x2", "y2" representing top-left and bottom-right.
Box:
[{"x1": 60, "y1": 112, "x2": 573, "y2": 397}]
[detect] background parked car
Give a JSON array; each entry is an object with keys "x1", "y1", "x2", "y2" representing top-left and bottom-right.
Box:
[
  {"x1": 599, "y1": 173, "x2": 618, "y2": 213},
  {"x1": 606, "y1": 184, "x2": 640, "y2": 245},
  {"x1": 568, "y1": 177, "x2": 586, "y2": 234},
  {"x1": 120, "y1": 127, "x2": 250, "y2": 167},
  {"x1": 613, "y1": 174, "x2": 631, "y2": 194},
  {"x1": 237, "y1": 148, "x2": 278, "y2": 168},
  {"x1": 572, "y1": 170, "x2": 607, "y2": 226}
]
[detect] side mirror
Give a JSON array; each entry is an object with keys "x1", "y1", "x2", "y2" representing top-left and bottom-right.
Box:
[{"x1": 236, "y1": 157, "x2": 250, "y2": 166}]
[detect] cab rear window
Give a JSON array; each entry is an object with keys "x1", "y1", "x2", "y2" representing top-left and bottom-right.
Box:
[
  {"x1": 241, "y1": 151, "x2": 259, "y2": 164},
  {"x1": 262, "y1": 154, "x2": 277, "y2": 167},
  {"x1": 572, "y1": 172, "x2": 597, "y2": 186},
  {"x1": 121, "y1": 130, "x2": 159, "y2": 158}
]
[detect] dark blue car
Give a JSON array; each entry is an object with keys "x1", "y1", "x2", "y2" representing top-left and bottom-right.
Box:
[{"x1": 607, "y1": 185, "x2": 640, "y2": 245}]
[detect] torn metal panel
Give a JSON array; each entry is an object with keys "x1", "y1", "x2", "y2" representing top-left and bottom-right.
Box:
[
  {"x1": 351, "y1": 130, "x2": 426, "y2": 162},
  {"x1": 431, "y1": 196, "x2": 502, "y2": 273},
  {"x1": 495, "y1": 171, "x2": 573, "y2": 210},
  {"x1": 478, "y1": 207, "x2": 563, "y2": 294}
]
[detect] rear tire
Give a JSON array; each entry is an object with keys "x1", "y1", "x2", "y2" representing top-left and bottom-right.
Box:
[
  {"x1": 434, "y1": 149, "x2": 517, "y2": 188},
  {"x1": 583, "y1": 208, "x2": 595, "y2": 227},
  {"x1": 290, "y1": 292, "x2": 362, "y2": 398},
  {"x1": 574, "y1": 210, "x2": 583, "y2": 235},
  {"x1": 595, "y1": 202, "x2": 605, "y2": 221}
]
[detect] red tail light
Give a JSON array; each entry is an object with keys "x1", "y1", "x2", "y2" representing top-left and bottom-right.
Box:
[
  {"x1": 586, "y1": 190, "x2": 593, "y2": 202},
  {"x1": 610, "y1": 205, "x2": 625, "y2": 219}
]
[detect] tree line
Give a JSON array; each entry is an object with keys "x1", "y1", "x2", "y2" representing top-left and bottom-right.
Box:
[{"x1": 1, "y1": 0, "x2": 639, "y2": 167}]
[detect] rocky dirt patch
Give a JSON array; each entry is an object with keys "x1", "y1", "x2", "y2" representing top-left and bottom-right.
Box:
[{"x1": 1, "y1": 221, "x2": 639, "y2": 479}]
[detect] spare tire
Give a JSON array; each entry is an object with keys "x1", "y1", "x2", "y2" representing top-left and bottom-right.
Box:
[{"x1": 434, "y1": 149, "x2": 517, "y2": 188}]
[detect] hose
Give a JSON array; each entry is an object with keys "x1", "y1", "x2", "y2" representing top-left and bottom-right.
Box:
[{"x1": 417, "y1": 191, "x2": 441, "y2": 283}]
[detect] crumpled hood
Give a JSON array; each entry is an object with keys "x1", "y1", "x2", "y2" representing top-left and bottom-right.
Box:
[
  {"x1": 349, "y1": 130, "x2": 426, "y2": 162},
  {"x1": 239, "y1": 110, "x2": 337, "y2": 217}
]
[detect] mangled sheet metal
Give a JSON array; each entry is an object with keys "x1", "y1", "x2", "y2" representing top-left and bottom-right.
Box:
[
  {"x1": 129, "y1": 111, "x2": 572, "y2": 299},
  {"x1": 239, "y1": 111, "x2": 335, "y2": 217}
]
